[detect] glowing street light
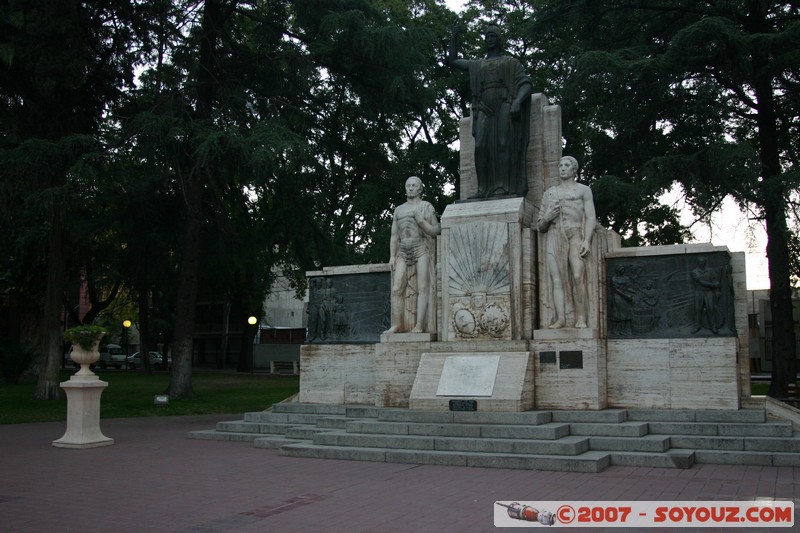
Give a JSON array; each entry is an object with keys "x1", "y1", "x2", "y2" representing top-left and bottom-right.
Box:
[{"x1": 122, "y1": 320, "x2": 131, "y2": 369}]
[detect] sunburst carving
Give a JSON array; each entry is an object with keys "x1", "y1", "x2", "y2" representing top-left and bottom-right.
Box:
[{"x1": 448, "y1": 221, "x2": 510, "y2": 296}]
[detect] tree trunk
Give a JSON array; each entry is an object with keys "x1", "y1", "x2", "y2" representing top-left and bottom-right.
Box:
[
  {"x1": 168, "y1": 176, "x2": 203, "y2": 398},
  {"x1": 238, "y1": 319, "x2": 257, "y2": 373},
  {"x1": 218, "y1": 301, "x2": 230, "y2": 369},
  {"x1": 751, "y1": 71, "x2": 798, "y2": 397},
  {"x1": 167, "y1": 0, "x2": 225, "y2": 399},
  {"x1": 36, "y1": 203, "x2": 67, "y2": 400},
  {"x1": 137, "y1": 248, "x2": 151, "y2": 373},
  {"x1": 765, "y1": 203, "x2": 797, "y2": 397}
]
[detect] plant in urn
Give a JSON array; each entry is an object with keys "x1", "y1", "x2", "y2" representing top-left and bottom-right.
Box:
[{"x1": 64, "y1": 325, "x2": 108, "y2": 378}]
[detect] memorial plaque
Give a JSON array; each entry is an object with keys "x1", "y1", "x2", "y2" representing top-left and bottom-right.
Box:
[
  {"x1": 540, "y1": 351, "x2": 556, "y2": 364},
  {"x1": 436, "y1": 355, "x2": 500, "y2": 396},
  {"x1": 560, "y1": 350, "x2": 583, "y2": 369},
  {"x1": 449, "y1": 399, "x2": 478, "y2": 411}
]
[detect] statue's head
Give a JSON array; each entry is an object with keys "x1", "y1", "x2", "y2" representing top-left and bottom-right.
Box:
[
  {"x1": 558, "y1": 156, "x2": 579, "y2": 179},
  {"x1": 405, "y1": 176, "x2": 423, "y2": 197},
  {"x1": 484, "y1": 24, "x2": 504, "y2": 49}
]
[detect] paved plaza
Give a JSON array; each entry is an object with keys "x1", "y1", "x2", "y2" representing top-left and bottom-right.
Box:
[{"x1": 1, "y1": 414, "x2": 798, "y2": 532}]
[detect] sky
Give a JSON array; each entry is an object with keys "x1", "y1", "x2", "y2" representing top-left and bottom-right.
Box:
[
  {"x1": 661, "y1": 187, "x2": 769, "y2": 290},
  {"x1": 443, "y1": 0, "x2": 770, "y2": 290}
]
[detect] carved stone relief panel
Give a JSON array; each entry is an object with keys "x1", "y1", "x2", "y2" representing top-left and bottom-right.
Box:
[
  {"x1": 606, "y1": 252, "x2": 735, "y2": 339},
  {"x1": 307, "y1": 272, "x2": 390, "y2": 344},
  {"x1": 447, "y1": 221, "x2": 512, "y2": 340}
]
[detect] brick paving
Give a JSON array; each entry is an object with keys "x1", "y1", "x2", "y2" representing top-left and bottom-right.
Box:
[{"x1": 1, "y1": 415, "x2": 798, "y2": 532}]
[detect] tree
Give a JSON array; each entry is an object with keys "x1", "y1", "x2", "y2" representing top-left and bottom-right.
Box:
[
  {"x1": 0, "y1": 1, "x2": 143, "y2": 398},
  {"x1": 529, "y1": 0, "x2": 799, "y2": 394},
  {"x1": 114, "y1": 0, "x2": 459, "y2": 397}
]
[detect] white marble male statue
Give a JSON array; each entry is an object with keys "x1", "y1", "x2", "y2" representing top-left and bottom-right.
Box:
[
  {"x1": 537, "y1": 156, "x2": 596, "y2": 328},
  {"x1": 384, "y1": 176, "x2": 441, "y2": 334}
]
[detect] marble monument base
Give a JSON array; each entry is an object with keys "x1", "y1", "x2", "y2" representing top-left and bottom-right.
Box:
[
  {"x1": 299, "y1": 344, "x2": 375, "y2": 405},
  {"x1": 409, "y1": 352, "x2": 534, "y2": 412},
  {"x1": 532, "y1": 331, "x2": 607, "y2": 410}
]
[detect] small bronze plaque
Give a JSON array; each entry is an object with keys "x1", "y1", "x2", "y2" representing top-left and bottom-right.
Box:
[
  {"x1": 540, "y1": 351, "x2": 556, "y2": 364},
  {"x1": 560, "y1": 350, "x2": 583, "y2": 369},
  {"x1": 449, "y1": 399, "x2": 478, "y2": 411}
]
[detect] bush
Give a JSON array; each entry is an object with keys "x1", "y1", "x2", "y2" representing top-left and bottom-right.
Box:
[{"x1": 63, "y1": 325, "x2": 108, "y2": 350}]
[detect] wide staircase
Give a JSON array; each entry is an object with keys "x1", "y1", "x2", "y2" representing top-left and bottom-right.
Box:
[{"x1": 188, "y1": 404, "x2": 800, "y2": 473}]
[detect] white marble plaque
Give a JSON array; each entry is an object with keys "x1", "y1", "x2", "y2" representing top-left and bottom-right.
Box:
[{"x1": 436, "y1": 355, "x2": 500, "y2": 396}]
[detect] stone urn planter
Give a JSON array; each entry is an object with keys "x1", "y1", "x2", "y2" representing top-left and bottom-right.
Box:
[
  {"x1": 65, "y1": 326, "x2": 106, "y2": 378},
  {"x1": 54, "y1": 324, "x2": 114, "y2": 448}
]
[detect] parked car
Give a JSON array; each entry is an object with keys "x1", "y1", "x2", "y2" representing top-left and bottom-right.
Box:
[
  {"x1": 126, "y1": 351, "x2": 169, "y2": 370},
  {"x1": 97, "y1": 344, "x2": 126, "y2": 370}
]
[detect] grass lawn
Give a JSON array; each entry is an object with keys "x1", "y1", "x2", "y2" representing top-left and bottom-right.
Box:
[
  {"x1": 751, "y1": 382, "x2": 770, "y2": 396},
  {"x1": 0, "y1": 370, "x2": 299, "y2": 424}
]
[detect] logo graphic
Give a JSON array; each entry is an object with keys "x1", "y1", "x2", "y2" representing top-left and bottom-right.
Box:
[{"x1": 496, "y1": 502, "x2": 556, "y2": 525}]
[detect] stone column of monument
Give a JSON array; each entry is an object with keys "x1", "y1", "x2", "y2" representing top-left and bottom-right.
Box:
[
  {"x1": 533, "y1": 152, "x2": 614, "y2": 409},
  {"x1": 445, "y1": 93, "x2": 562, "y2": 343}
]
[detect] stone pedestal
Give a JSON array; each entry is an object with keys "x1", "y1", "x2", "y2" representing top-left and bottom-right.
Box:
[
  {"x1": 52, "y1": 376, "x2": 114, "y2": 448},
  {"x1": 299, "y1": 344, "x2": 375, "y2": 404},
  {"x1": 532, "y1": 329, "x2": 607, "y2": 410},
  {"x1": 438, "y1": 197, "x2": 536, "y2": 342},
  {"x1": 374, "y1": 335, "x2": 435, "y2": 407}
]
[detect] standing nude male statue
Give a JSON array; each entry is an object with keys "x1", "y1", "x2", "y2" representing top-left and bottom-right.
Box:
[
  {"x1": 537, "y1": 156, "x2": 596, "y2": 328},
  {"x1": 384, "y1": 176, "x2": 441, "y2": 333}
]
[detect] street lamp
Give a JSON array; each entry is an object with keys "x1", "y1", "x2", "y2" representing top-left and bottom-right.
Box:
[
  {"x1": 248, "y1": 316, "x2": 258, "y2": 374},
  {"x1": 122, "y1": 320, "x2": 131, "y2": 370}
]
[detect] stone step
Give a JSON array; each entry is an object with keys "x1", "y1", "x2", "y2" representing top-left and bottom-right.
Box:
[
  {"x1": 244, "y1": 412, "x2": 328, "y2": 424},
  {"x1": 244, "y1": 411, "x2": 289, "y2": 423},
  {"x1": 551, "y1": 410, "x2": 628, "y2": 423},
  {"x1": 252, "y1": 436, "x2": 310, "y2": 449},
  {"x1": 628, "y1": 409, "x2": 767, "y2": 423},
  {"x1": 279, "y1": 443, "x2": 611, "y2": 473},
  {"x1": 693, "y1": 450, "x2": 788, "y2": 466},
  {"x1": 743, "y1": 436, "x2": 800, "y2": 453},
  {"x1": 589, "y1": 435, "x2": 671, "y2": 453},
  {"x1": 345, "y1": 406, "x2": 381, "y2": 418},
  {"x1": 315, "y1": 416, "x2": 350, "y2": 429},
  {"x1": 608, "y1": 450, "x2": 694, "y2": 469},
  {"x1": 649, "y1": 421, "x2": 793, "y2": 437},
  {"x1": 217, "y1": 421, "x2": 299, "y2": 435},
  {"x1": 670, "y1": 435, "x2": 746, "y2": 451},
  {"x1": 284, "y1": 426, "x2": 337, "y2": 440},
  {"x1": 344, "y1": 420, "x2": 571, "y2": 440},
  {"x1": 187, "y1": 430, "x2": 261, "y2": 443},
  {"x1": 670, "y1": 434, "x2": 800, "y2": 452},
  {"x1": 568, "y1": 421, "x2": 649, "y2": 437},
  {"x1": 187, "y1": 405, "x2": 800, "y2": 473},
  {"x1": 313, "y1": 431, "x2": 590, "y2": 456},
  {"x1": 376, "y1": 410, "x2": 552, "y2": 425},
  {"x1": 271, "y1": 403, "x2": 348, "y2": 415},
  {"x1": 243, "y1": 411, "x2": 350, "y2": 428}
]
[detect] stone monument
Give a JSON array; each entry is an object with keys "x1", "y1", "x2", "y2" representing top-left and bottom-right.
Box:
[{"x1": 299, "y1": 24, "x2": 751, "y2": 413}]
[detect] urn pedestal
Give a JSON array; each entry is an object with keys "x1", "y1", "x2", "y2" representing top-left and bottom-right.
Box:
[{"x1": 53, "y1": 342, "x2": 114, "y2": 448}]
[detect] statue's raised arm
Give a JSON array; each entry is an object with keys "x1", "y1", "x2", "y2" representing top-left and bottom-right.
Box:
[{"x1": 447, "y1": 24, "x2": 469, "y2": 70}]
